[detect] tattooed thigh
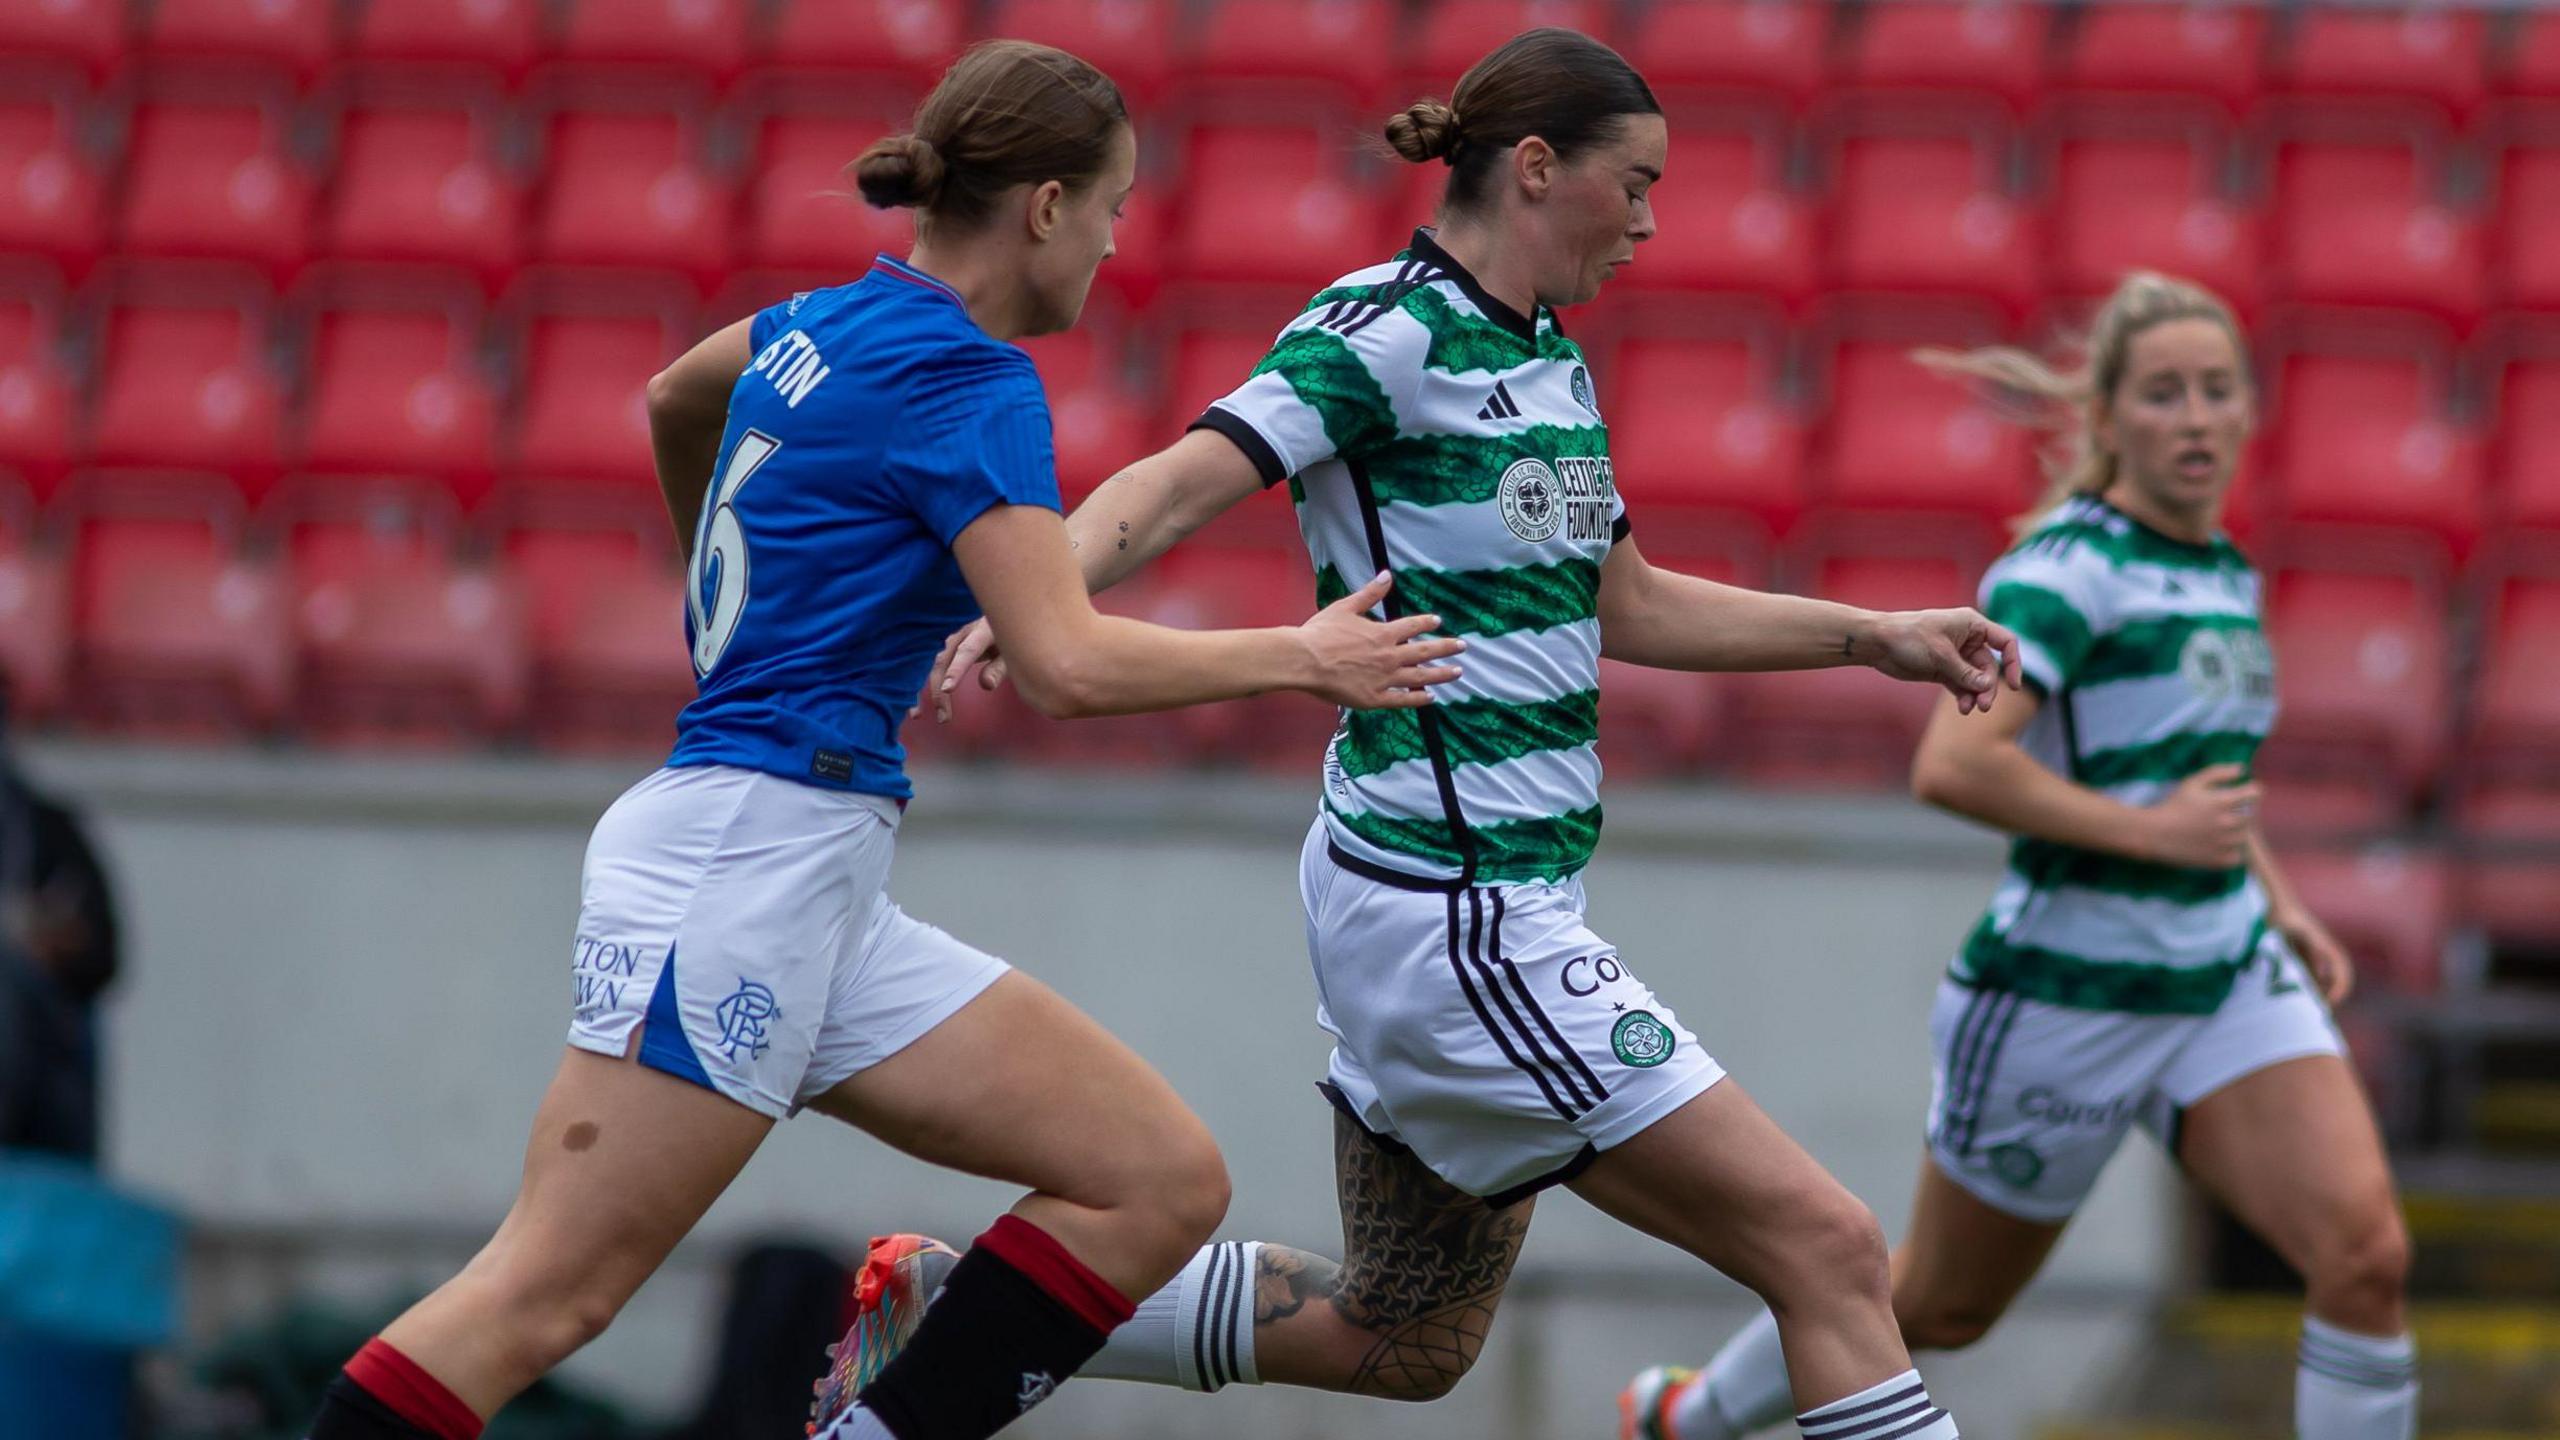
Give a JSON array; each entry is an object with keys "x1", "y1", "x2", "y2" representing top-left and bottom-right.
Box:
[{"x1": 1265, "y1": 1110, "x2": 1534, "y2": 1399}]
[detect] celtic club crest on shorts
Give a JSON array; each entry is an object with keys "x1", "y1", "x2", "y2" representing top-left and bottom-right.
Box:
[
  {"x1": 1610, "y1": 1009, "x2": 1675, "y2": 1068},
  {"x1": 1498, "y1": 457, "x2": 1562, "y2": 542},
  {"x1": 1988, "y1": 1141, "x2": 2046, "y2": 1189}
]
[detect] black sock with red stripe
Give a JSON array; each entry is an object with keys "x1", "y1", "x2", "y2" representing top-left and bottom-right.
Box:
[
  {"x1": 851, "y1": 1214, "x2": 1136, "y2": 1440},
  {"x1": 305, "y1": 1338, "x2": 483, "y2": 1440}
]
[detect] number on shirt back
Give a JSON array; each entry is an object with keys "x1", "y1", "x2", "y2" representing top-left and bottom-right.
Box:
[{"x1": 688, "y1": 428, "x2": 781, "y2": 677}]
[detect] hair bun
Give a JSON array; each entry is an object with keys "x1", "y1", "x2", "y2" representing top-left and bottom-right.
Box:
[
  {"x1": 853, "y1": 133, "x2": 948, "y2": 209},
  {"x1": 1384, "y1": 99, "x2": 1463, "y2": 165}
]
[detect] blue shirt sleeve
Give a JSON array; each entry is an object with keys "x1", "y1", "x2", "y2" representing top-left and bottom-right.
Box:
[{"x1": 887, "y1": 344, "x2": 1062, "y2": 547}]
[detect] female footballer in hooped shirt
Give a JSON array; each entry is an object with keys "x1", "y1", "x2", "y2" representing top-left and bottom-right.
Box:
[{"x1": 299, "y1": 40, "x2": 1462, "y2": 1440}]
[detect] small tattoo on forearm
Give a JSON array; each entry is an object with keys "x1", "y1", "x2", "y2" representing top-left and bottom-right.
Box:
[{"x1": 1841, "y1": 633, "x2": 1856, "y2": 658}]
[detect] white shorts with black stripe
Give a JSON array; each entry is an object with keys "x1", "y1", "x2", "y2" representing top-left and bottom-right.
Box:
[
  {"x1": 1298, "y1": 821, "x2": 1725, "y2": 1203},
  {"x1": 1925, "y1": 929, "x2": 2343, "y2": 1223}
]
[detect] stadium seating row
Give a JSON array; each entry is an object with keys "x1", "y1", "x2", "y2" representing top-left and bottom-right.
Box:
[
  {"x1": 20, "y1": 83, "x2": 2560, "y2": 324},
  {"x1": 0, "y1": 472, "x2": 2551, "y2": 845},
  {"x1": 6, "y1": 274, "x2": 2559, "y2": 559},
  {"x1": 15, "y1": 0, "x2": 2560, "y2": 116}
]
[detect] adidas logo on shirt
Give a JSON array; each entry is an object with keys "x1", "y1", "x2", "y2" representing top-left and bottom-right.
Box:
[{"x1": 1477, "y1": 380, "x2": 1522, "y2": 422}]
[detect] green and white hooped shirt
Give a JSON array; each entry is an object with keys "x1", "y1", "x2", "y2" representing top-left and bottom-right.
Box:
[
  {"x1": 1191, "y1": 230, "x2": 1626, "y2": 888},
  {"x1": 1954, "y1": 494, "x2": 2279, "y2": 1015}
]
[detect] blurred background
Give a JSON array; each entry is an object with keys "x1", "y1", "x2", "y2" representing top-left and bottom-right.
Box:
[{"x1": 0, "y1": 0, "x2": 2555, "y2": 1437}]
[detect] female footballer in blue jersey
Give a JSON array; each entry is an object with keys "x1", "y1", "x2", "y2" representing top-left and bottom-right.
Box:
[{"x1": 301, "y1": 41, "x2": 1461, "y2": 1440}]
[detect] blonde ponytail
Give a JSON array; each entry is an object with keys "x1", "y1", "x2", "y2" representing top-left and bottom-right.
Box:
[{"x1": 1915, "y1": 271, "x2": 2249, "y2": 534}]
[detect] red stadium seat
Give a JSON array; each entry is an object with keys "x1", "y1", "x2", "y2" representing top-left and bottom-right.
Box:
[
  {"x1": 2493, "y1": 139, "x2": 2560, "y2": 313},
  {"x1": 1408, "y1": 1, "x2": 1611, "y2": 90},
  {"x1": 1163, "y1": 327, "x2": 1273, "y2": 447},
  {"x1": 298, "y1": 303, "x2": 500, "y2": 505},
  {"x1": 0, "y1": 294, "x2": 77, "y2": 497},
  {"x1": 2272, "y1": 847, "x2": 2451, "y2": 993},
  {"x1": 741, "y1": 112, "x2": 910, "y2": 272},
  {"x1": 532, "y1": 110, "x2": 730, "y2": 287},
  {"x1": 0, "y1": 0, "x2": 126, "y2": 82},
  {"x1": 553, "y1": 0, "x2": 752, "y2": 82},
  {"x1": 1625, "y1": 128, "x2": 1815, "y2": 305},
  {"x1": 2462, "y1": 856, "x2": 2560, "y2": 945},
  {"x1": 1609, "y1": 335, "x2": 1807, "y2": 532},
  {"x1": 1820, "y1": 338, "x2": 2035, "y2": 523},
  {"x1": 506, "y1": 523, "x2": 688, "y2": 751},
  {"x1": 1092, "y1": 187, "x2": 1168, "y2": 306},
  {"x1": 1596, "y1": 546, "x2": 1749, "y2": 777},
  {"x1": 1625, "y1": 0, "x2": 1828, "y2": 107},
  {"x1": 2451, "y1": 573, "x2": 2560, "y2": 842},
  {"x1": 2271, "y1": 137, "x2": 2484, "y2": 323},
  {"x1": 1168, "y1": 126, "x2": 1379, "y2": 289},
  {"x1": 2491, "y1": 353, "x2": 2560, "y2": 535},
  {"x1": 72, "y1": 511, "x2": 290, "y2": 734},
  {"x1": 324, "y1": 103, "x2": 522, "y2": 284},
  {"x1": 117, "y1": 101, "x2": 314, "y2": 278},
  {"x1": 758, "y1": 0, "x2": 964, "y2": 88},
  {"x1": 984, "y1": 0, "x2": 1175, "y2": 103},
  {"x1": 2256, "y1": 564, "x2": 2449, "y2": 834},
  {"x1": 140, "y1": 0, "x2": 336, "y2": 83},
  {"x1": 2474, "y1": 574, "x2": 2560, "y2": 758},
  {"x1": 2274, "y1": 5, "x2": 2487, "y2": 119},
  {"x1": 2508, "y1": 9, "x2": 2560, "y2": 101},
  {"x1": 345, "y1": 0, "x2": 543, "y2": 79},
  {"x1": 2048, "y1": 129, "x2": 2261, "y2": 311},
  {"x1": 1142, "y1": 543, "x2": 1336, "y2": 767},
  {"x1": 2271, "y1": 348, "x2": 2481, "y2": 550},
  {"x1": 1730, "y1": 548, "x2": 1972, "y2": 786},
  {"x1": 1187, "y1": 0, "x2": 1394, "y2": 106},
  {"x1": 1827, "y1": 127, "x2": 2039, "y2": 313},
  {"x1": 508, "y1": 309, "x2": 679, "y2": 497},
  {"x1": 292, "y1": 523, "x2": 527, "y2": 745},
  {"x1": 89, "y1": 298, "x2": 285, "y2": 496},
  {"x1": 2056, "y1": 3, "x2": 2268, "y2": 113},
  {"x1": 1835, "y1": 0, "x2": 2051, "y2": 110},
  {"x1": 0, "y1": 99, "x2": 107, "y2": 278},
  {"x1": 1017, "y1": 327, "x2": 1147, "y2": 503}
]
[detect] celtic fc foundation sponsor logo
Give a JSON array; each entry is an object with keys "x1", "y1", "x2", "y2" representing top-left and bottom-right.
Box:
[
  {"x1": 1498, "y1": 457, "x2": 1562, "y2": 542},
  {"x1": 1611, "y1": 1009, "x2": 1675, "y2": 1068}
]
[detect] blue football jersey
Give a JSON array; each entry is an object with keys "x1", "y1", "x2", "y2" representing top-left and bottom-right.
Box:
[{"x1": 666, "y1": 255, "x2": 1061, "y2": 800}]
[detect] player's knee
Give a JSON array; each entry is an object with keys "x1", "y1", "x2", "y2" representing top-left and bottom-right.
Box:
[
  {"x1": 1896, "y1": 1293, "x2": 1999, "y2": 1353},
  {"x1": 2308, "y1": 1202, "x2": 2410, "y2": 1323},
  {"x1": 1131, "y1": 1123, "x2": 1231, "y2": 1256},
  {"x1": 476, "y1": 1270, "x2": 626, "y2": 1379},
  {"x1": 1776, "y1": 1188, "x2": 1892, "y2": 1307}
]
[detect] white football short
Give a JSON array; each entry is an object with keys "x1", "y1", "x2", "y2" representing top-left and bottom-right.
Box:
[
  {"x1": 1299, "y1": 821, "x2": 1726, "y2": 1204},
  {"x1": 565, "y1": 764, "x2": 1010, "y2": 1119},
  {"x1": 1925, "y1": 928, "x2": 2345, "y2": 1222}
]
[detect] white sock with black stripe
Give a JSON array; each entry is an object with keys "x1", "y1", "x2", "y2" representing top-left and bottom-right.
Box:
[
  {"x1": 2296, "y1": 1316, "x2": 2417, "y2": 1440},
  {"x1": 1796, "y1": 1370, "x2": 1958, "y2": 1440},
  {"x1": 1081, "y1": 1241, "x2": 1261, "y2": 1391}
]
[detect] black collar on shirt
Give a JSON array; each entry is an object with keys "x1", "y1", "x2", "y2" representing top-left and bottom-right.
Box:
[{"x1": 1408, "y1": 228, "x2": 1540, "y2": 345}]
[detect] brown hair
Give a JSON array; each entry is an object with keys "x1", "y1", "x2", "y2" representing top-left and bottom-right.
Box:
[
  {"x1": 1914, "y1": 271, "x2": 2252, "y2": 533},
  {"x1": 854, "y1": 40, "x2": 1128, "y2": 233},
  {"x1": 1384, "y1": 28, "x2": 1659, "y2": 215}
]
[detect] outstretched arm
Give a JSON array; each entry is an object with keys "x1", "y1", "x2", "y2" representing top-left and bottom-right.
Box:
[
  {"x1": 952, "y1": 504, "x2": 1460, "y2": 719},
  {"x1": 645, "y1": 318, "x2": 754, "y2": 562},
  {"x1": 922, "y1": 429, "x2": 1265, "y2": 717},
  {"x1": 1596, "y1": 538, "x2": 2022, "y2": 713},
  {"x1": 1063, "y1": 429, "x2": 1268, "y2": 594}
]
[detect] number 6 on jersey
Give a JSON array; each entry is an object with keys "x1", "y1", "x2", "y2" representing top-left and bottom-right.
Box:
[{"x1": 689, "y1": 428, "x2": 782, "y2": 676}]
